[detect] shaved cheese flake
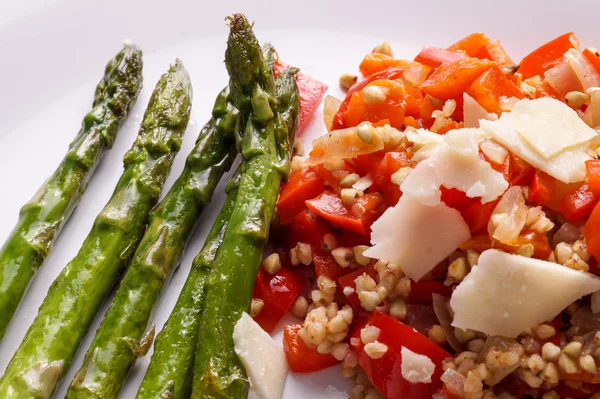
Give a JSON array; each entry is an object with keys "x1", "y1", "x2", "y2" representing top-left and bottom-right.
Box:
[
  {"x1": 463, "y1": 92, "x2": 498, "y2": 128},
  {"x1": 233, "y1": 313, "x2": 288, "y2": 399},
  {"x1": 405, "y1": 128, "x2": 444, "y2": 162},
  {"x1": 480, "y1": 99, "x2": 594, "y2": 183},
  {"x1": 401, "y1": 347, "x2": 435, "y2": 384},
  {"x1": 480, "y1": 139, "x2": 508, "y2": 165},
  {"x1": 364, "y1": 194, "x2": 471, "y2": 281},
  {"x1": 450, "y1": 249, "x2": 600, "y2": 337},
  {"x1": 512, "y1": 97, "x2": 595, "y2": 159},
  {"x1": 401, "y1": 129, "x2": 508, "y2": 206}
]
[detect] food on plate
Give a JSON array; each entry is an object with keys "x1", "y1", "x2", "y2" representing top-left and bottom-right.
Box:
[
  {"x1": 0, "y1": 44, "x2": 143, "y2": 341},
  {"x1": 190, "y1": 14, "x2": 300, "y2": 399},
  {"x1": 5, "y1": 12, "x2": 600, "y2": 399},
  {"x1": 0, "y1": 60, "x2": 192, "y2": 399},
  {"x1": 65, "y1": 81, "x2": 238, "y2": 398},
  {"x1": 262, "y1": 31, "x2": 600, "y2": 399}
]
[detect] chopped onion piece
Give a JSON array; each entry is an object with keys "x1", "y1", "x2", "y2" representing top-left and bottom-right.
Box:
[
  {"x1": 572, "y1": 305, "x2": 600, "y2": 330},
  {"x1": 323, "y1": 95, "x2": 342, "y2": 132},
  {"x1": 552, "y1": 222, "x2": 581, "y2": 247},
  {"x1": 477, "y1": 336, "x2": 522, "y2": 385},
  {"x1": 403, "y1": 65, "x2": 430, "y2": 86},
  {"x1": 463, "y1": 93, "x2": 498, "y2": 128},
  {"x1": 487, "y1": 186, "x2": 528, "y2": 245},
  {"x1": 305, "y1": 125, "x2": 384, "y2": 166},
  {"x1": 440, "y1": 369, "x2": 465, "y2": 397},
  {"x1": 565, "y1": 49, "x2": 600, "y2": 91},
  {"x1": 545, "y1": 59, "x2": 584, "y2": 98},
  {"x1": 432, "y1": 294, "x2": 463, "y2": 352}
]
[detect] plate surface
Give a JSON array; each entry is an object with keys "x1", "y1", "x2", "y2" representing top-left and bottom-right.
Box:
[{"x1": 0, "y1": 1, "x2": 599, "y2": 398}]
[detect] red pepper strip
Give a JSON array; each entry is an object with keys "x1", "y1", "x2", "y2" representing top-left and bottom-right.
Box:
[
  {"x1": 466, "y1": 65, "x2": 524, "y2": 113},
  {"x1": 408, "y1": 281, "x2": 452, "y2": 305},
  {"x1": 460, "y1": 231, "x2": 552, "y2": 260},
  {"x1": 448, "y1": 33, "x2": 490, "y2": 57},
  {"x1": 584, "y1": 201, "x2": 600, "y2": 262},
  {"x1": 252, "y1": 268, "x2": 306, "y2": 333},
  {"x1": 277, "y1": 209, "x2": 330, "y2": 252},
  {"x1": 414, "y1": 47, "x2": 468, "y2": 68},
  {"x1": 331, "y1": 68, "x2": 407, "y2": 130},
  {"x1": 353, "y1": 311, "x2": 451, "y2": 399},
  {"x1": 473, "y1": 38, "x2": 514, "y2": 65},
  {"x1": 338, "y1": 266, "x2": 377, "y2": 310},
  {"x1": 313, "y1": 248, "x2": 350, "y2": 281},
  {"x1": 283, "y1": 324, "x2": 339, "y2": 373},
  {"x1": 274, "y1": 60, "x2": 328, "y2": 135},
  {"x1": 586, "y1": 159, "x2": 600, "y2": 195},
  {"x1": 583, "y1": 48, "x2": 600, "y2": 75},
  {"x1": 518, "y1": 32, "x2": 579, "y2": 79},
  {"x1": 528, "y1": 170, "x2": 556, "y2": 206},
  {"x1": 277, "y1": 168, "x2": 325, "y2": 225},
  {"x1": 306, "y1": 191, "x2": 366, "y2": 235},
  {"x1": 421, "y1": 57, "x2": 496, "y2": 100},
  {"x1": 460, "y1": 199, "x2": 498, "y2": 234},
  {"x1": 306, "y1": 191, "x2": 385, "y2": 236},
  {"x1": 558, "y1": 184, "x2": 600, "y2": 223}
]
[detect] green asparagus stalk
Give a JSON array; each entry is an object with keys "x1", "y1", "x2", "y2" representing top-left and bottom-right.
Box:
[
  {"x1": 0, "y1": 60, "x2": 192, "y2": 399},
  {"x1": 64, "y1": 86, "x2": 237, "y2": 399},
  {"x1": 135, "y1": 43, "x2": 280, "y2": 399},
  {"x1": 135, "y1": 169, "x2": 240, "y2": 399},
  {"x1": 191, "y1": 14, "x2": 299, "y2": 399},
  {"x1": 0, "y1": 44, "x2": 143, "y2": 341}
]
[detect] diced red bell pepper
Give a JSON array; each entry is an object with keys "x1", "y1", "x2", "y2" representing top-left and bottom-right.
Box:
[
  {"x1": 492, "y1": 153, "x2": 535, "y2": 187},
  {"x1": 370, "y1": 151, "x2": 413, "y2": 206},
  {"x1": 274, "y1": 60, "x2": 328, "y2": 134},
  {"x1": 277, "y1": 168, "x2": 325, "y2": 225},
  {"x1": 518, "y1": 32, "x2": 579, "y2": 79},
  {"x1": 436, "y1": 121, "x2": 463, "y2": 134},
  {"x1": 583, "y1": 48, "x2": 600, "y2": 75},
  {"x1": 584, "y1": 201, "x2": 600, "y2": 262},
  {"x1": 278, "y1": 209, "x2": 330, "y2": 252},
  {"x1": 440, "y1": 187, "x2": 477, "y2": 212},
  {"x1": 586, "y1": 160, "x2": 600, "y2": 195},
  {"x1": 529, "y1": 170, "x2": 556, "y2": 206},
  {"x1": 313, "y1": 248, "x2": 350, "y2": 281},
  {"x1": 359, "y1": 53, "x2": 418, "y2": 77},
  {"x1": 466, "y1": 66, "x2": 524, "y2": 113},
  {"x1": 283, "y1": 324, "x2": 340, "y2": 373},
  {"x1": 306, "y1": 191, "x2": 385, "y2": 236},
  {"x1": 408, "y1": 281, "x2": 452, "y2": 305},
  {"x1": 473, "y1": 38, "x2": 514, "y2": 65},
  {"x1": 558, "y1": 184, "x2": 600, "y2": 223},
  {"x1": 354, "y1": 311, "x2": 451, "y2": 399},
  {"x1": 460, "y1": 199, "x2": 498, "y2": 234},
  {"x1": 252, "y1": 268, "x2": 306, "y2": 333},
  {"x1": 448, "y1": 33, "x2": 490, "y2": 57},
  {"x1": 338, "y1": 266, "x2": 377, "y2": 310},
  {"x1": 342, "y1": 79, "x2": 407, "y2": 130},
  {"x1": 414, "y1": 47, "x2": 468, "y2": 68},
  {"x1": 332, "y1": 68, "x2": 407, "y2": 130},
  {"x1": 421, "y1": 58, "x2": 496, "y2": 100},
  {"x1": 460, "y1": 231, "x2": 552, "y2": 260}
]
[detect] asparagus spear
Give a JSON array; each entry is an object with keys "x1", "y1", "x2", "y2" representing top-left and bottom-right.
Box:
[
  {"x1": 191, "y1": 14, "x2": 299, "y2": 399},
  {"x1": 65, "y1": 86, "x2": 237, "y2": 399},
  {"x1": 135, "y1": 44, "x2": 280, "y2": 399},
  {"x1": 0, "y1": 44, "x2": 143, "y2": 341},
  {"x1": 0, "y1": 60, "x2": 192, "y2": 399},
  {"x1": 135, "y1": 169, "x2": 240, "y2": 399}
]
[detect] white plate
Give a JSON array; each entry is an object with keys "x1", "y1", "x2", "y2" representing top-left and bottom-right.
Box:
[{"x1": 0, "y1": 1, "x2": 599, "y2": 398}]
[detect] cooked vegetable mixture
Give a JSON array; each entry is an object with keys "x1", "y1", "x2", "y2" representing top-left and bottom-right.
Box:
[{"x1": 251, "y1": 32, "x2": 600, "y2": 399}]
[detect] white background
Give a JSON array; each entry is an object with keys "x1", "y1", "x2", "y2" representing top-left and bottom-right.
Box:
[{"x1": 0, "y1": 1, "x2": 599, "y2": 398}]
